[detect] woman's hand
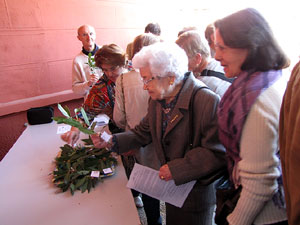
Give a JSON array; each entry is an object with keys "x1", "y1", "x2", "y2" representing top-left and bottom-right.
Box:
[
  {"x1": 159, "y1": 164, "x2": 173, "y2": 181},
  {"x1": 90, "y1": 132, "x2": 112, "y2": 149},
  {"x1": 61, "y1": 127, "x2": 80, "y2": 147}
]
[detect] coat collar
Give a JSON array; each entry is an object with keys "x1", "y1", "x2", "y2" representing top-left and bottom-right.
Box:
[{"x1": 158, "y1": 72, "x2": 207, "y2": 139}]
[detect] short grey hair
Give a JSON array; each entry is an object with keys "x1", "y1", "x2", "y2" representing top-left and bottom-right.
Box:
[
  {"x1": 176, "y1": 30, "x2": 210, "y2": 59},
  {"x1": 132, "y1": 42, "x2": 188, "y2": 83}
]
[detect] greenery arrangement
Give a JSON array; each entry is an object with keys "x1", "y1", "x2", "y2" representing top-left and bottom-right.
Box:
[
  {"x1": 52, "y1": 104, "x2": 117, "y2": 195},
  {"x1": 86, "y1": 52, "x2": 98, "y2": 74}
]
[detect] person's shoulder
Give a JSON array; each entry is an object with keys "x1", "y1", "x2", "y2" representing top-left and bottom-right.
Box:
[
  {"x1": 254, "y1": 73, "x2": 286, "y2": 116},
  {"x1": 192, "y1": 77, "x2": 220, "y2": 101},
  {"x1": 73, "y1": 52, "x2": 87, "y2": 62},
  {"x1": 122, "y1": 70, "x2": 142, "y2": 84},
  {"x1": 206, "y1": 59, "x2": 224, "y2": 73},
  {"x1": 122, "y1": 70, "x2": 139, "y2": 76}
]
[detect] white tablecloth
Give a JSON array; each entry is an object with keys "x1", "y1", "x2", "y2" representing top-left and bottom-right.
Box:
[{"x1": 0, "y1": 122, "x2": 140, "y2": 225}]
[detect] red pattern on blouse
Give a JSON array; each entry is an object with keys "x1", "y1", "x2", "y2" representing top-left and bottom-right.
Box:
[{"x1": 83, "y1": 74, "x2": 115, "y2": 119}]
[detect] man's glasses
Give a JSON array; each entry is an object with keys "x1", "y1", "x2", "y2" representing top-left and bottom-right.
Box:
[{"x1": 80, "y1": 32, "x2": 94, "y2": 37}]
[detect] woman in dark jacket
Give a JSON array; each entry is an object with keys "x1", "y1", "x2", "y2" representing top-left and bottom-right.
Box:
[{"x1": 67, "y1": 42, "x2": 226, "y2": 225}]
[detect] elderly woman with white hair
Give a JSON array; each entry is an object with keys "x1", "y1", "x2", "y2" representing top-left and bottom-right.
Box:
[{"x1": 67, "y1": 42, "x2": 227, "y2": 225}]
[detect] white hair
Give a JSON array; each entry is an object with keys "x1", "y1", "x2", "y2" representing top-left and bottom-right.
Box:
[{"x1": 132, "y1": 42, "x2": 188, "y2": 83}]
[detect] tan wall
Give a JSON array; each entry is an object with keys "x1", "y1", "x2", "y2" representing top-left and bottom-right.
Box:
[
  {"x1": 0, "y1": 0, "x2": 174, "y2": 116},
  {"x1": 0, "y1": 0, "x2": 222, "y2": 160}
]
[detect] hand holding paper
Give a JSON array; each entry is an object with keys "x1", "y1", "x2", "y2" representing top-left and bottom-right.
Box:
[
  {"x1": 127, "y1": 163, "x2": 196, "y2": 208},
  {"x1": 159, "y1": 164, "x2": 173, "y2": 181}
]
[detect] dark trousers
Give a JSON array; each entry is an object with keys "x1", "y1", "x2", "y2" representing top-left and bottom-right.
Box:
[
  {"x1": 165, "y1": 202, "x2": 214, "y2": 225},
  {"x1": 142, "y1": 194, "x2": 162, "y2": 225},
  {"x1": 121, "y1": 155, "x2": 140, "y2": 197}
]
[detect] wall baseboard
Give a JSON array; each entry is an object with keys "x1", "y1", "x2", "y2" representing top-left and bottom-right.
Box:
[
  {"x1": 0, "y1": 90, "x2": 82, "y2": 116},
  {"x1": 0, "y1": 98, "x2": 83, "y2": 161}
]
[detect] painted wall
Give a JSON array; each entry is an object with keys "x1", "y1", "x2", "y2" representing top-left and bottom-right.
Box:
[
  {"x1": 0, "y1": 0, "x2": 169, "y2": 116},
  {"x1": 1, "y1": 0, "x2": 299, "y2": 117}
]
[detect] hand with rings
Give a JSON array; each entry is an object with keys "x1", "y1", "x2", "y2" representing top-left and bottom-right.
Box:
[{"x1": 158, "y1": 164, "x2": 172, "y2": 181}]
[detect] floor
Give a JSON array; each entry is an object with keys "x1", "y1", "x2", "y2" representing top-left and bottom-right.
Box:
[{"x1": 137, "y1": 201, "x2": 166, "y2": 225}]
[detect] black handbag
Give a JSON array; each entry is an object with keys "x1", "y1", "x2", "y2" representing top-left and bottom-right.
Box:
[
  {"x1": 27, "y1": 106, "x2": 54, "y2": 125},
  {"x1": 215, "y1": 185, "x2": 242, "y2": 225}
]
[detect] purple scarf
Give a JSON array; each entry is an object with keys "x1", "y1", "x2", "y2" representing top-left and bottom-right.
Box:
[
  {"x1": 218, "y1": 69, "x2": 285, "y2": 207},
  {"x1": 218, "y1": 70, "x2": 282, "y2": 173}
]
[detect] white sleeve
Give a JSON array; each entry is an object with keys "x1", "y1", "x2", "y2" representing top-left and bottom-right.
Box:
[
  {"x1": 72, "y1": 59, "x2": 91, "y2": 96},
  {"x1": 227, "y1": 85, "x2": 283, "y2": 225}
]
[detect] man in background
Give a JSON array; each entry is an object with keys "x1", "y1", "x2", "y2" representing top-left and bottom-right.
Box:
[
  {"x1": 176, "y1": 30, "x2": 233, "y2": 97},
  {"x1": 204, "y1": 23, "x2": 216, "y2": 57},
  {"x1": 72, "y1": 24, "x2": 102, "y2": 98},
  {"x1": 144, "y1": 23, "x2": 161, "y2": 36}
]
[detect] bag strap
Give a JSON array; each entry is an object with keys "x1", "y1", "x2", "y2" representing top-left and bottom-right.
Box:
[
  {"x1": 201, "y1": 69, "x2": 235, "y2": 83},
  {"x1": 189, "y1": 86, "x2": 229, "y2": 186},
  {"x1": 189, "y1": 86, "x2": 209, "y2": 149},
  {"x1": 120, "y1": 73, "x2": 128, "y2": 128}
]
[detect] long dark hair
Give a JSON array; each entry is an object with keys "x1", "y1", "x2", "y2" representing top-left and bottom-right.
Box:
[{"x1": 214, "y1": 8, "x2": 289, "y2": 72}]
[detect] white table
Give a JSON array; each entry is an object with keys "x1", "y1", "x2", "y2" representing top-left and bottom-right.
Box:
[{"x1": 0, "y1": 122, "x2": 140, "y2": 225}]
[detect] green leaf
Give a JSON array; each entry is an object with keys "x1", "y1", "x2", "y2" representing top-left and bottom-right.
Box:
[
  {"x1": 52, "y1": 141, "x2": 116, "y2": 195},
  {"x1": 90, "y1": 122, "x2": 97, "y2": 131},
  {"x1": 87, "y1": 178, "x2": 92, "y2": 193},
  {"x1": 64, "y1": 172, "x2": 70, "y2": 184},
  {"x1": 58, "y1": 103, "x2": 70, "y2": 118},
  {"x1": 70, "y1": 183, "x2": 75, "y2": 195},
  {"x1": 52, "y1": 117, "x2": 95, "y2": 135},
  {"x1": 80, "y1": 107, "x2": 90, "y2": 127},
  {"x1": 77, "y1": 170, "x2": 90, "y2": 175},
  {"x1": 63, "y1": 105, "x2": 71, "y2": 117},
  {"x1": 81, "y1": 181, "x2": 88, "y2": 193},
  {"x1": 66, "y1": 161, "x2": 71, "y2": 170},
  {"x1": 75, "y1": 177, "x2": 87, "y2": 189},
  {"x1": 77, "y1": 126, "x2": 95, "y2": 135}
]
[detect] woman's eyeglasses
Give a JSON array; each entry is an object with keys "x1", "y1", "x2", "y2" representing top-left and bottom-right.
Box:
[
  {"x1": 141, "y1": 77, "x2": 156, "y2": 85},
  {"x1": 101, "y1": 65, "x2": 119, "y2": 73}
]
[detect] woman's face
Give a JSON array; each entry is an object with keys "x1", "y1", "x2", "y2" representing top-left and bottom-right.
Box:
[
  {"x1": 214, "y1": 29, "x2": 248, "y2": 78},
  {"x1": 101, "y1": 64, "x2": 123, "y2": 83},
  {"x1": 139, "y1": 66, "x2": 172, "y2": 101}
]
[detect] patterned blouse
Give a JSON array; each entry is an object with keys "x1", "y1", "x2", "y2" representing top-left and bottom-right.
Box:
[{"x1": 83, "y1": 74, "x2": 115, "y2": 120}]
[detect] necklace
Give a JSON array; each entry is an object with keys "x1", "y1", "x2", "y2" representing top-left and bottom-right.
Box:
[{"x1": 162, "y1": 107, "x2": 171, "y2": 114}]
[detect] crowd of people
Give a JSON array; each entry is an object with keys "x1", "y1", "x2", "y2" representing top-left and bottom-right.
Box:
[{"x1": 62, "y1": 8, "x2": 300, "y2": 225}]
